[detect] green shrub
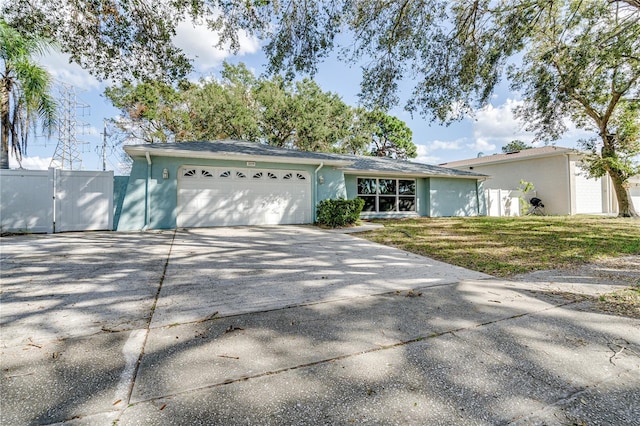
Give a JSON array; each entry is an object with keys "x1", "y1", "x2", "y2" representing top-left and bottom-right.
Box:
[{"x1": 316, "y1": 198, "x2": 365, "y2": 228}]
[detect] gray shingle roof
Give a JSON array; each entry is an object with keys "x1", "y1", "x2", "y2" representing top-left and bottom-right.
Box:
[
  {"x1": 343, "y1": 155, "x2": 484, "y2": 177},
  {"x1": 441, "y1": 146, "x2": 575, "y2": 168},
  {"x1": 125, "y1": 140, "x2": 486, "y2": 179},
  {"x1": 130, "y1": 140, "x2": 349, "y2": 162}
]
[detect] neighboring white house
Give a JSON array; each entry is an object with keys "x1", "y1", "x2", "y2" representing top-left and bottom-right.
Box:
[{"x1": 441, "y1": 146, "x2": 640, "y2": 216}]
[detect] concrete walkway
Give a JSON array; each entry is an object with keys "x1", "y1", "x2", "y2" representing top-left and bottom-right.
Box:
[{"x1": 1, "y1": 226, "x2": 638, "y2": 425}]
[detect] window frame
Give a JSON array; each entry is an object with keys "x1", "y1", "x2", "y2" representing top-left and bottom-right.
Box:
[{"x1": 357, "y1": 177, "x2": 417, "y2": 213}]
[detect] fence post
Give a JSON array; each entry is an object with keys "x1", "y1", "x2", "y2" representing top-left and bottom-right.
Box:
[{"x1": 49, "y1": 168, "x2": 57, "y2": 233}]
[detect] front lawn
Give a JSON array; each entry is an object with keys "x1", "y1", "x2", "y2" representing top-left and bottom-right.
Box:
[{"x1": 359, "y1": 216, "x2": 640, "y2": 277}]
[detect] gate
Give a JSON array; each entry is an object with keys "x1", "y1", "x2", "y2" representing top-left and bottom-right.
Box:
[{"x1": 0, "y1": 169, "x2": 113, "y2": 233}]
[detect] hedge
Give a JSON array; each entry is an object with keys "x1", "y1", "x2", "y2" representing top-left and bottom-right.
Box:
[{"x1": 316, "y1": 198, "x2": 365, "y2": 228}]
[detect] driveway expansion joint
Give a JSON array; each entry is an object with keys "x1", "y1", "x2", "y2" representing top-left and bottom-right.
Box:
[
  {"x1": 117, "y1": 229, "x2": 177, "y2": 419},
  {"x1": 508, "y1": 366, "x2": 640, "y2": 425},
  {"x1": 128, "y1": 296, "x2": 581, "y2": 406}
]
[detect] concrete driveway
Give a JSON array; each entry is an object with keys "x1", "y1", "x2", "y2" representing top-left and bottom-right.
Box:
[{"x1": 1, "y1": 226, "x2": 638, "y2": 425}]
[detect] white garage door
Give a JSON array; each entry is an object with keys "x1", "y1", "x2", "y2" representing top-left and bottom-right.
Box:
[
  {"x1": 574, "y1": 172, "x2": 603, "y2": 214},
  {"x1": 177, "y1": 166, "x2": 312, "y2": 227}
]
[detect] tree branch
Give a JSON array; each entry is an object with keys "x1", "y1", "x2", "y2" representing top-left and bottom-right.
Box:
[{"x1": 609, "y1": 0, "x2": 640, "y2": 10}]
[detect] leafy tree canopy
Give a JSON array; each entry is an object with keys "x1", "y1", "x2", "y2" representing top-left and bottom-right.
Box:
[
  {"x1": 365, "y1": 110, "x2": 416, "y2": 159},
  {"x1": 502, "y1": 140, "x2": 533, "y2": 153},
  {"x1": 105, "y1": 63, "x2": 417, "y2": 159},
  {"x1": 3, "y1": 0, "x2": 193, "y2": 82}
]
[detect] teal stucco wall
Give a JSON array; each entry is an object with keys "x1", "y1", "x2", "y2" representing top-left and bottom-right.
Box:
[
  {"x1": 117, "y1": 156, "x2": 348, "y2": 230},
  {"x1": 429, "y1": 177, "x2": 482, "y2": 217},
  {"x1": 317, "y1": 166, "x2": 347, "y2": 201},
  {"x1": 117, "y1": 155, "x2": 484, "y2": 230},
  {"x1": 112, "y1": 176, "x2": 129, "y2": 230},
  {"x1": 118, "y1": 160, "x2": 148, "y2": 230},
  {"x1": 418, "y1": 178, "x2": 429, "y2": 216}
]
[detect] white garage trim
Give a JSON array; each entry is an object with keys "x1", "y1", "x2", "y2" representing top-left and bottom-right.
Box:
[
  {"x1": 177, "y1": 166, "x2": 312, "y2": 228},
  {"x1": 574, "y1": 172, "x2": 604, "y2": 214}
]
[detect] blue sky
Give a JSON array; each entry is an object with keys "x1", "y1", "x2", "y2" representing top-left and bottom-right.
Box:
[{"x1": 11, "y1": 19, "x2": 592, "y2": 173}]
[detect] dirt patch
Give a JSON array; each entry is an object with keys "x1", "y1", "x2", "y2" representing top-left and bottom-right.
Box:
[
  {"x1": 513, "y1": 256, "x2": 640, "y2": 319},
  {"x1": 512, "y1": 255, "x2": 639, "y2": 286}
]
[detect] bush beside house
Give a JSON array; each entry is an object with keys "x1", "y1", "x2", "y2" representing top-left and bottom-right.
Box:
[{"x1": 316, "y1": 198, "x2": 365, "y2": 228}]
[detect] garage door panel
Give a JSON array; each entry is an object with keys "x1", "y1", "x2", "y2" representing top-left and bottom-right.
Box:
[
  {"x1": 574, "y1": 172, "x2": 603, "y2": 214},
  {"x1": 177, "y1": 166, "x2": 312, "y2": 228}
]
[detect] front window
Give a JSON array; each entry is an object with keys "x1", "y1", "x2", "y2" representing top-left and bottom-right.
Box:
[{"x1": 357, "y1": 178, "x2": 416, "y2": 213}]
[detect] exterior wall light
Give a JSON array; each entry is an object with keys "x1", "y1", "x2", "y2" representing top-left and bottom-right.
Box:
[
  {"x1": 318, "y1": 175, "x2": 324, "y2": 184},
  {"x1": 162, "y1": 168, "x2": 169, "y2": 179}
]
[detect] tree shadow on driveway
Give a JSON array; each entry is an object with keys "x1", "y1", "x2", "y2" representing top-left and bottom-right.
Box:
[{"x1": 1, "y1": 228, "x2": 639, "y2": 425}]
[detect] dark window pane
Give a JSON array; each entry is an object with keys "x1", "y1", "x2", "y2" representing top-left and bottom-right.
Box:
[
  {"x1": 399, "y1": 180, "x2": 416, "y2": 195},
  {"x1": 357, "y1": 178, "x2": 377, "y2": 195},
  {"x1": 378, "y1": 179, "x2": 396, "y2": 195},
  {"x1": 359, "y1": 196, "x2": 376, "y2": 212},
  {"x1": 399, "y1": 197, "x2": 416, "y2": 211},
  {"x1": 379, "y1": 196, "x2": 397, "y2": 211}
]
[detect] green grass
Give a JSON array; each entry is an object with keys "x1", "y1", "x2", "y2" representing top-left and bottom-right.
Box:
[{"x1": 360, "y1": 216, "x2": 640, "y2": 277}]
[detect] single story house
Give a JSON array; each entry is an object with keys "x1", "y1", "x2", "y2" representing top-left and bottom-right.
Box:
[
  {"x1": 441, "y1": 146, "x2": 640, "y2": 215},
  {"x1": 116, "y1": 140, "x2": 487, "y2": 230}
]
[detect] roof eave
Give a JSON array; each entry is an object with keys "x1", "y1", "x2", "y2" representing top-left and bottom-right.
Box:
[
  {"x1": 342, "y1": 169, "x2": 487, "y2": 179},
  {"x1": 124, "y1": 145, "x2": 352, "y2": 167},
  {"x1": 442, "y1": 148, "x2": 577, "y2": 168}
]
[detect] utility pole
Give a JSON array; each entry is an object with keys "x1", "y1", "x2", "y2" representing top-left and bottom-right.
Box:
[{"x1": 102, "y1": 119, "x2": 108, "y2": 171}]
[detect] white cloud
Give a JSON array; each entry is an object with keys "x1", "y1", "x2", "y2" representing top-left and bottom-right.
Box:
[
  {"x1": 413, "y1": 154, "x2": 442, "y2": 165},
  {"x1": 473, "y1": 99, "x2": 532, "y2": 141},
  {"x1": 84, "y1": 126, "x2": 100, "y2": 137},
  {"x1": 469, "y1": 99, "x2": 536, "y2": 153},
  {"x1": 173, "y1": 19, "x2": 260, "y2": 73},
  {"x1": 9, "y1": 155, "x2": 53, "y2": 170},
  {"x1": 412, "y1": 144, "x2": 442, "y2": 165},
  {"x1": 471, "y1": 99, "x2": 598, "y2": 153},
  {"x1": 39, "y1": 51, "x2": 101, "y2": 91},
  {"x1": 413, "y1": 139, "x2": 465, "y2": 165},
  {"x1": 467, "y1": 138, "x2": 497, "y2": 153},
  {"x1": 563, "y1": 119, "x2": 596, "y2": 142},
  {"x1": 427, "y1": 139, "x2": 464, "y2": 151}
]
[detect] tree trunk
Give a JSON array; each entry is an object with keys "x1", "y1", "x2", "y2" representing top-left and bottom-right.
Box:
[
  {"x1": 608, "y1": 169, "x2": 638, "y2": 217},
  {"x1": 599, "y1": 134, "x2": 639, "y2": 218},
  {"x1": 1, "y1": 77, "x2": 10, "y2": 169}
]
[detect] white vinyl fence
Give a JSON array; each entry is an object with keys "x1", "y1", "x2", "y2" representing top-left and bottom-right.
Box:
[
  {"x1": 1, "y1": 169, "x2": 113, "y2": 233},
  {"x1": 484, "y1": 189, "x2": 522, "y2": 217}
]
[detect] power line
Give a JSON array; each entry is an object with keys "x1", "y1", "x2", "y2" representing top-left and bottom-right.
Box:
[{"x1": 49, "y1": 82, "x2": 90, "y2": 170}]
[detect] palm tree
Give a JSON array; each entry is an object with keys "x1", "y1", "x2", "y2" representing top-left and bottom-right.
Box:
[{"x1": 1, "y1": 20, "x2": 56, "y2": 169}]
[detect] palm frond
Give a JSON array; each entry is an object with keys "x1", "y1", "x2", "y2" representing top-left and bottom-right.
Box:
[{"x1": 1, "y1": 19, "x2": 56, "y2": 167}]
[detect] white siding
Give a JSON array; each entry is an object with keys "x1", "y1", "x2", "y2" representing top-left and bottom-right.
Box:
[
  {"x1": 485, "y1": 189, "x2": 521, "y2": 217},
  {"x1": 454, "y1": 155, "x2": 571, "y2": 215},
  {"x1": 574, "y1": 173, "x2": 604, "y2": 214}
]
